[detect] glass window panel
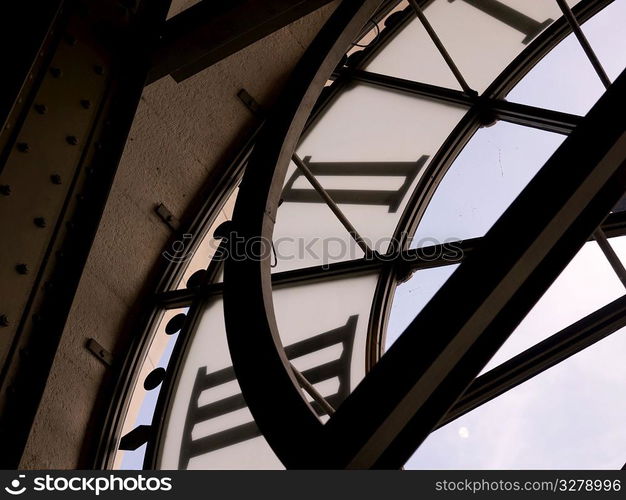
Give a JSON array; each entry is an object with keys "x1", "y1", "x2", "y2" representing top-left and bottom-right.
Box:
[
  {"x1": 507, "y1": 0, "x2": 626, "y2": 116},
  {"x1": 610, "y1": 235, "x2": 626, "y2": 263},
  {"x1": 411, "y1": 122, "x2": 565, "y2": 244},
  {"x1": 158, "y1": 298, "x2": 284, "y2": 470},
  {"x1": 388, "y1": 241, "x2": 624, "y2": 364},
  {"x1": 482, "y1": 240, "x2": 624, "y2": 372},
  {"x1": 406, "y1": 325, "x2": 626, "y2": 469},
  {"x1": 420, "y1": 0, "x2": 580, "y2": 93},
  {"x1": 158, "y1": 274, "x2": 377, "y2": 468},
  {"x1": 364, "y1": 12, "x2": 462, "y2": 89},
  {"x1": 584, "y1": 0, "x2": 626, "y2": 81},
  {"x1": 273, "y1": 273, "x2": 380, "y2": 394},
  {"x1": 274, "y1": 182, "x2": 367, "y2": 273},
  {"x1": 386, "y1": 264, "x2": 459, "y2": 349},
  {"x1": 506, "y1": 31, "x2": 606, "y2": 116},
  {"x1": 174, "y1": 187, "x2": 238, "y2": 290},
  {"x1": 273, "y1": 84, "x2": 466, "y2": 272},
  {"x1": 114, "y1": 309, "x2": 184, "y2": 470}
]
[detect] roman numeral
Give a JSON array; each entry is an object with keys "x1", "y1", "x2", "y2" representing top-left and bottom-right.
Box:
[
  {"x1": 281, "y1": 156, "x2": 428, "y2": 213},
  {"x1": 178, "y1": 315, "x2": 358, "y2": 469},
  {"x1": 448, "y1": 0, "x2": 553, "y2": 44}
]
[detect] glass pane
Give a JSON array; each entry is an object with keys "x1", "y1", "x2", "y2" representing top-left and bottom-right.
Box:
[
  {"x1": 273, "y1": 84, "x2": 466, "y2": 272},
  {"x1": 506, "y1": 31, "x2": 605, "y2": 116},
  {"x1": 411, "y1": 122, "x2": 565, "y2": 244},
  {"x1": 364, "y1": 6, "x2": 462, "y2": 90},
  {"x1": 406, "y1": 325, "x2": 626, "y2": 469},
  {"x1": 482, "y1": 240, "x2": 624, "y2": 371},
  {"x1": 420, "y1": 0, "x2": 580, "y2": 93},
  {"x1": 507, "y1": 0, "x2": 626, "y2": 116},
  {"x1": 386, "y1": 264, "x2": 459, "y2": 349},
  {"x1": 584, "y1": 0, "x2": 626, "y2": 82},
  {"x1": 158, "y1": 273, "x2": 378, "y2": 468},
  {"x1": 158, "y1": 298, "x2": 284, "y2": 470},
  {"x1": 114, "y1": 309, "x2": 185, "y2": 470},
  {"x1": 273, "y1": 273, "x2": 380, "y2": 399},
  {"x1": 174, "y1": 187, "x2": 238, "y2": 290}
]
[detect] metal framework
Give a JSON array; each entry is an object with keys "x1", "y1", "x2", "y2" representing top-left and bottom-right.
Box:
[
  {"x1": 97, "y1": 0, "x2": 626, "y2": 471},
  {"x1": 0, "y1": 0, "x2": 170, "y2": 468},
  {"x1": 148, "y1": 0, "x2": 338, "y2": 83}
]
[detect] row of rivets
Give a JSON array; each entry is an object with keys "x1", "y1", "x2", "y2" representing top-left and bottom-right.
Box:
[
  {"x1": 0, "y1": 32, "x2": 107, "y2": 342},
  {"x1": 0, "y1": 175, "x2": 62, "y2": 197}
]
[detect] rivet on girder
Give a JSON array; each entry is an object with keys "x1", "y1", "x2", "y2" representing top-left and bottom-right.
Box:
[
  {"x1": 15, "y1": 264, "x2": 28, "y2": 275},
  {"x1": 86, "y1": 338, "x2": 113, "y2": 366},
  {"x1": 50, "y1": 174, "x2": 62, "y2": 185},
  {"x1": 17, "y1": 142, "x2": 30, "y2": 153},
  {"x1": 34, "y1": 104, "x2": 48, "y2": 115},
  {"x1": 0, "y1": 315, "x2": 9, "y2": 327},
  {"x1": 34, "y1": 217, "x2": 47, "y2": 228},
  {"x1": 80, "y1": 99, "x2": 91, "y2": 109},
  {"x1": 66, "y1": 135, "x2": 79, "y2": 146},
  {"x1": 0, "y1": 185, "x2": 11, "y2": 196},
  {"x1": 50, "y1": 67, "x2": 62, "y2": 78}
]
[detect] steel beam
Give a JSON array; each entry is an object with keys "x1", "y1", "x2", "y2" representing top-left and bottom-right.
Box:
[
  {"x1": 148, "y1": 0, "x2": 337, "y2": 84},
  {"x1": 0, "y1": 0, "x2": 170, "y2": 468},
  {"x1": 0, "y1": 1, "x2": 63, "y2": 139},
  {"x1": 440, "y1": 293, "x2": 626, "y2": 427}
]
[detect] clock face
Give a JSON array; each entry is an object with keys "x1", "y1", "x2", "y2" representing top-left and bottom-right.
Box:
[{"x1": 112, "y1": 0, "x2": 626, "y2": 470}]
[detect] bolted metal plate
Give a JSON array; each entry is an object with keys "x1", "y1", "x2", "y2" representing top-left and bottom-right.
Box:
[{"x1": 0, "y1": 14, "x2": 110, "y2": 372}]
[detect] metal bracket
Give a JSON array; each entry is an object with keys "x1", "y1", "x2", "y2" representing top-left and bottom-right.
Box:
[
  {"x1": 237, "y1": 89, "x2": 265, "y2": 117},
  {"x1": 154, "y1": 202, "x2": 180, "y2": 230},
  {"x1": 86, "y1": 338, "x2": 113, "y2": 366}
]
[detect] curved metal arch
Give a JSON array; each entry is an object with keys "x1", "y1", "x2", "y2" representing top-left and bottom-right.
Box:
[{"x1": 223, "y1": 0, "x2": 386, "y2": 468}]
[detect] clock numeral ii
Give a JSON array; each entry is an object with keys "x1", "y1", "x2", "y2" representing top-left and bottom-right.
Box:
[
  {"x1": 179, "y1": 316, "x2": 358, "y2": 468},
  {"x1": 282, "y1": 156, "x2": 428, "y2": 213}
]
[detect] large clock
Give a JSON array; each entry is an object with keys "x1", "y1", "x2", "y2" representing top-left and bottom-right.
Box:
[{"x1": 106, "y1": 0, "x2": 626, "y2": 470}]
